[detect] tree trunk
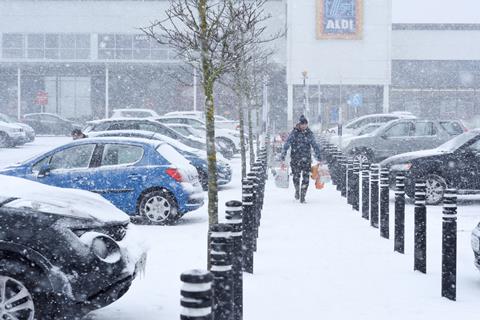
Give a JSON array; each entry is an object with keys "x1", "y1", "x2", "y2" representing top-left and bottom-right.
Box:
[
  {"x1": 238, "y1": 94, "x2": 247, "y2": 179},
  {"x1": 204, "y1": 80, "x2": 218, "y2": 226},
  {"x1": 248, "y1": 105, "x2": 255, "y2": 167}
]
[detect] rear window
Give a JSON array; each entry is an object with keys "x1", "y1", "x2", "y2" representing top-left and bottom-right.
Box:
[
  {"x1": 440, "y1": 121, "x2": 464, "y2": 136},
  {"x1": 413, "y1": 122, "x2": 436, "y2": 136},
  {"x1": 156, "y1": 143, "x2": 191, "y2": 167},
  {"x1": 101, "y1": 144, "x2": 144, "y2": 166}
]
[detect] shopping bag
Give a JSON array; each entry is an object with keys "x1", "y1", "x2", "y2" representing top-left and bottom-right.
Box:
[
  {"x1": 311, "y1": 163, "x2": 331, "y2": 189},
  {"x1": 274, "y1": 164, "x2": 290, "y2": 189}
]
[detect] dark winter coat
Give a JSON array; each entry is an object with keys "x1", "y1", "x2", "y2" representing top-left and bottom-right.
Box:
[{"x1": 280, "y1": 125, "x2": 321, "y2": 165}]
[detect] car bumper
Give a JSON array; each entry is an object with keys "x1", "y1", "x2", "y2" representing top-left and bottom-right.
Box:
[{"x1": 217, "y1": 169, "x2": 232, "y2": 185}]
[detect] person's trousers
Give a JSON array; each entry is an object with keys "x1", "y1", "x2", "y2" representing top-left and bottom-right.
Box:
[{"x1": 291, "y1": 161, "x2": 311, "y2": 196}]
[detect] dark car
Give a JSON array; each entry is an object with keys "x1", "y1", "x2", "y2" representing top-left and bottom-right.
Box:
[
  {"x1": 0, "y1": 174, "x2": 146, "y2": 320},
  {"x1": 23, "y1": 113, "x2": 81, "y2": 136},
  {"x1": 381, "y1": 129, "x2": 480, "y2": 205},
  {"x1": 83, "y1": 118, "x2": 206, "y2": 150}
]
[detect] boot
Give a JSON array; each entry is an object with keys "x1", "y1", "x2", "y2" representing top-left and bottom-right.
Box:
[
  {"x1": 294, "y1": 186, "x2": 300, "y2": 200},
  {"x1": 300, "y1": 186, "x2": 308, "y2": 203}
]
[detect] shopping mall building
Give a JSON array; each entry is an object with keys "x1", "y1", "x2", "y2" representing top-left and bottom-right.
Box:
[{"x1": 1, "y1": 0, "x2": 480, "y2": 127}]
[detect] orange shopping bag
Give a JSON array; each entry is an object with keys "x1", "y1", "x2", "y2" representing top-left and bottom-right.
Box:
[{"x1": 311, "y1": 164, "x2": 331, "y2": 189}]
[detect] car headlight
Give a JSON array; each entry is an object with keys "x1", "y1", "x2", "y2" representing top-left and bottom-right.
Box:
[
  {"x1": 80, "y1": 232, "x2": 121, "y2": 263},
  {"x1": 390, "y1": 163, "x2": 412, "y2": 171}
]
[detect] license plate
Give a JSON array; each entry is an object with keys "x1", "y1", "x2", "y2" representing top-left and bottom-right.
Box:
[{"x1": 472, "y1": 235, "x2": 480, "y2": 252}]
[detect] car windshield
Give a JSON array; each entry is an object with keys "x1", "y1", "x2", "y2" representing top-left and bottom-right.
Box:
[
  {"x1": 436, "y1": 131, "x2": 480, "y2": 152},
  {"x1": 0, "y1": 114, "x2": 15, "y2": 123},
  {"x1": 358, "y1": 124, "x2": 382, "y2": 135},
  {"x1": 439, "y1": 121, "x2": 464, "y2": 136}
]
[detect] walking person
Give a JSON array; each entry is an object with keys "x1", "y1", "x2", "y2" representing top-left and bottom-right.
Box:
[{"x1": 280, "y1": 115, "x2": 321, "y2": 203}]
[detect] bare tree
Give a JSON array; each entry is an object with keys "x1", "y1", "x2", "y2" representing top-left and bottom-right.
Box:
[{"x1": 141, "y1": 0, "x2": 277, "y2": 231}]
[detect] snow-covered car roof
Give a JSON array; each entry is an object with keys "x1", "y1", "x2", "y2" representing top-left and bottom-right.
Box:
[
  {"x1": 0, "y1": 174, "x2": 130, "y2": 223},
  {"x1": 87, "y1": 117, "x2": 157, "y2": 124}
]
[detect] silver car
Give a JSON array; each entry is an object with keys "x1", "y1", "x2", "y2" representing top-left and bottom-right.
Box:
[{"x1": 341, "y1": 119, "x2": 465, "y2": 163}]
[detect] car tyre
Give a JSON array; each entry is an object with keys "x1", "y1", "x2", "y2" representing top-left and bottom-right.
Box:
[
  {"x1": 0, "y1": 259, "x2": 71, "y2": 320},
  {"x1": 424, "y1": 174, "x2": 447, "y2": 205},
  {"x1": 138, "y1": 190, "x2": 179, "y2": 225},
  {"x1": 352, "y1": 149, "x2": 373, "y2": 165}
]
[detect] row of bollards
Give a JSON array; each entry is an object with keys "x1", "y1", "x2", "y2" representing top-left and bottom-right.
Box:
[
  {"x1": 321, "y1": 140, "x2": 458, "y2": 301},
  {"x1": 180, "y1": 146, "x2": 270, "y2": 320}
]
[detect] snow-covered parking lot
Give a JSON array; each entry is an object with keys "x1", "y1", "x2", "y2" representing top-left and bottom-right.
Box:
[{"x1": 2, "y1": 137, "x2": 480, "y2": 319}]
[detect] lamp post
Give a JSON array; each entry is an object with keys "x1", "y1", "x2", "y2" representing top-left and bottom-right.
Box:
[{"x1": 302, "y1": 71, "x2": 308, "y2": 117}]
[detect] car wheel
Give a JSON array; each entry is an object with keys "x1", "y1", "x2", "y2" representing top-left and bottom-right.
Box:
[
  {"x1": 352, "y1": 150, "x2": 373, "y2": 165},
  {"x1": 0, "y1": 259, "x2": 70, "y2": 320},
  {"x1": 138, "y1": 190, "x2": 179, "y2": 225},
  {"x1": 424, "y1": 174, "x2": 446, "y2": 205},
  {"x1": 0, "y1": 132, "x2": 11, "y2": 148}
]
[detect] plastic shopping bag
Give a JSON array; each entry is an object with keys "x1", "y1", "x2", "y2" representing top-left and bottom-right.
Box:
[
  {"x1": 311, "y1": 163, "x2": 331, "y2": 190},
  {"x1": 274, "y1": 164, "x2": 290, "y2": 189}
]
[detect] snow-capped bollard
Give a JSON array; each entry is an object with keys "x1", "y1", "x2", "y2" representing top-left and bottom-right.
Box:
[
  {"x1": 352, "y1": 159, "x2": 360, "y2": 211},
  {"x1": 333, "y1": 151, "x2": 343, "y2": 191},
  {"x1": 414, "y1": 181, "x2": 427, "y2": 274},
  {"x1": 380, "y1": 168, "x2": 390, "y2": 239},
  {"x1": 340, "y1": 156, "x2": 347, "y2": 198},
  {"x1": 369, "y1": 164, "x2": 380, "y2": 228},
  {"x1": 180, "y1": 269, "x2": 213, "y2": 320},
  {"x1": 442, "y1": 189, "x2": 457, "y2": 301},
  {"x1": 247, "y1": 172, "x2": 259, "y2": 249},
  {"x1": 347, "y1": 159, "x2": 354, "y2": 205},
  {"x1": 209, "y1": 224, "x2": 233, "y2": 320},
  {"x1": 394, "y1": 174, "x2": 406, "y2": 254},
  {"x1": 225, "y1": 201, "x2": 243, "y2": 320},
  {"x1": 361, "y1": 163, "x2": 370, "y2": 220},
  {"x1": 241, "y1": 178, "x2": 254, "y2": 274}
]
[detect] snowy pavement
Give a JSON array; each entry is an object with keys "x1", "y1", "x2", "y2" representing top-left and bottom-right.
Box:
[{"x1": 2, "y1": 137, "x2": 480, "y2": 319}]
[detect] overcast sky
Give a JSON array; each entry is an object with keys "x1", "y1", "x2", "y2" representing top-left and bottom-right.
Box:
[{"x1": 393, "y1": 0, "x2": 480, "y2": 23}]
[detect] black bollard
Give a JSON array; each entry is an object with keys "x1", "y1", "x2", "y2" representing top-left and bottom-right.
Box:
[
  {"x1": 180, "y1": 269, "x2": 213, "y2": 320},
  {"x1": 247, "y1": 172, "x2": 259, "y2": 249},
  {"x1": 209, "y1": 224, "x2": 233, "y2": 320},
  {"x1": 414, "y1": 181, "x2": 427, "y2": 274},
  {"x1": 394, "y1": 173, "x2": 406, "y2": 254},
  {"x1": 380, "y1": 168, "x2": 390, "y2": 239},
  {"x1": 347, "y1": 159, "x2": 354, "y2": 205},
  {"x1": 369, "y1": 164, "x2": 380, "y2": 228},
  {"x1": 352, "y1": 160, "x2": 360, "y2": 211},
  {"x1": 241, "y1": 179, "x2": 254, "y2": 274},
  {"x1": 361, "y1": 163, "x2": 370, "y2": 220},
  {"x1": 225, "y1": 201, "x2": 244, "y2": 320},
  {"x1": 441, "y1": 189, "x2": 457, "y2": 301},
  {"x1": 334, "y1": 151, "x2": 343, "y2": 191},
  {"x1": 340, "y1": 156, "x2": 347, "y2": 198}
]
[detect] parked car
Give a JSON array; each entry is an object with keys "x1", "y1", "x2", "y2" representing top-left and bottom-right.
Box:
[
  {"x1": 23, "y1": 113, "x2": 81, "y2": 136},
  {"x1": 163, "y1": 111, "x2": 240, "y2": 131},
  {"x1": 164, "y1": 123, "x2": 235, "y2": 159},
  {"x1": 341, "y1": 119, "x2": 465, "y2": 163},
  {"x1": 157, "y1": 116, "x2": 241, "y2": 153},
  {"x1": 0, "y1": 137, "x2": 204, "y2": 224},
  {"x1": 0, "y1": 174, "x2": 146, "y2": 319},
  {"x1": 0, "y1": 112, "x2": 35, "y2": 143},
  {"x1": 111, "y1": 108, "x2": 160, "y2": 119},
  {"x1": 83, "y1": 118, "x2": 206, "y2": 150},
  {"x1": 327, "y1": 112, "x2": 416, "y2": 136},
  {"x1": 88, "y1": 130, "x2": 232, "y2": 190},
  {"x1": 471, "y1": 222, "x2": 480, "y2": 271},
  {"x1": 381, "y1": 129, "x2": 480, "y2": 205},
  {"x1": 0, "y1": 120, "x2": 26, "y2": 147}
]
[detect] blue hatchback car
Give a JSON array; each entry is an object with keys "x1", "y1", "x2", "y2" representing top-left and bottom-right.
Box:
[{"x1": 0, "y1": 137, "x2": 204, "y2": 224}]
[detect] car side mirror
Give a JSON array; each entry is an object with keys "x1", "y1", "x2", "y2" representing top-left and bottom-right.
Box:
[{"x1": 37, "y1": 164, "x2": 52, "y2": 178}]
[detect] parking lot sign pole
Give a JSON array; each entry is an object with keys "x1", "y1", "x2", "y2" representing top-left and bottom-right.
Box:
[
  {"x1": 370, "y1": 164, "x2": 380, "y2": 228},
  {"x1": 441, "y1": 189, "x2": 457, "y2": 301},
  {"x1": 380, "y1": 168, "x2": 390, "y2": 239},
  {"x1": 414, "y1": 181, "x2": 427, "y2": 274},
  {"x1": 394, "y1": 174, "x2": 406, "y2": 254}
]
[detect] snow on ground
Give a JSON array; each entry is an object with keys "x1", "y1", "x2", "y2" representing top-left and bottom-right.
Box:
[{"x1": 2, "y1": 137, "x2": 480, "y2": 319}]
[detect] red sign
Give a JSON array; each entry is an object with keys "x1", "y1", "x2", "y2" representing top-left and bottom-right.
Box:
[{"x1": 35, "y1": 91, "x2": 48, "y2": 105}]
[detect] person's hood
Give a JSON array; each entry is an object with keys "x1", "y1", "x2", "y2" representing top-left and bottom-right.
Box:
[
  {"x1": 381, "y1": 148, "x2": 451, "y2": 166},
  {"x1": 0, "y1": 175, "x2": 130, "y2": 224}
]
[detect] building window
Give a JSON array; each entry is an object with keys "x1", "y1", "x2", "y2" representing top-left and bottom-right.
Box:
[
  {"x1": 98, "y1": 34, "x2": 171, "y2": 61},
  {"x1": 2, "y1": 34, "x2": 24, "y2": 58},
  {"x1": 2, "y1": 33, "x2": 90, "y2": 60}
]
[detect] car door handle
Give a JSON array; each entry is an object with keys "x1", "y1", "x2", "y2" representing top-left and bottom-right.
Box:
[
  {"x1": 128, "y1": 174, "x2": 142, "y2": 181},
  {"x1": 72, "y1": 176, "x2": 87, "y2": 183}
]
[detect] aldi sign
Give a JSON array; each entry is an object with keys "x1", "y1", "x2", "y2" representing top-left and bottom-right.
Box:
[{"x1": 316, "y1": 0, "x2": 363, "y2": 40}]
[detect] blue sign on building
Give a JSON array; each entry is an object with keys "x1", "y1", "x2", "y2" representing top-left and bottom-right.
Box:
[{"x1": 316, "y1": 0, "x2": 363, "y2": 40}]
